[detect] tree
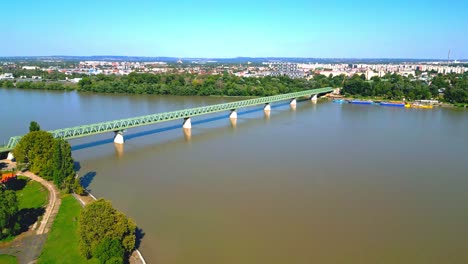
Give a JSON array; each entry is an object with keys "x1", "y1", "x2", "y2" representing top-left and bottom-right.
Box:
[
  {"x1": 73, "y1": 177, "x2": 86, "y2": 195},
  {"x1": 51, "y1": 139, "x2": 75, "y2": 189},
  {"x1": 13, "y1": 131, "x2": 55, "y2": 179},
  {"x1": 92, "y1": 238, "x2": 124, "y2": 264},
  {"x1": 29, "y1": 121, "x2": 41, "y2": 132},
  {"x1": 0, "y1": 190, "x2": 19, "y2": 239},
  {"x1": 78, "y1": 199, "x2": 136, "y2": 259}
]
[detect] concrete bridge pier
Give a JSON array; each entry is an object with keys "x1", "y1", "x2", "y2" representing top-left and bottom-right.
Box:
[
  {"x1": 183, "y1": 117, "x2": 192, "y2": 129},
  {"x1": 230, "y1": 118, "x2": 237, "y2": 128},
  {"x1": 114, "y1": 131, "x2": 125, "y2": 144},
  {"x1": 264, "y1": 103, "x2": 271, "y2": 111},
  {"x1": 114, "y1": 143, "x2": 124, "y2": 158},
  {"x1": 7, "y1": 152, "x2": 14, "y2": 161},
  {"x1": 310, "y1": 94, "x2": 318, "y2": 103},
  {"x1": 229, "y1": 109, "x2": 237, "y2": 119},
  {"x1": 183, "y1": 128, "x2": 192, "y2": 142},
  {"x1": 290, "y1": 98, "x2": 297, "y2": 110}
]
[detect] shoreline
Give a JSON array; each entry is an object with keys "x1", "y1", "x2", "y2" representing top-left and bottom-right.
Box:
[
  {"x1": 2, "y1": 86, "x2": 465, "y2": 107},
  {"x1": 329, "y1": 95, "x2": 466, "y2": 108}
]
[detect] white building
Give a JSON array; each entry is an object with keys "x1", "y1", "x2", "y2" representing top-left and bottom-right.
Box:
[
  {"x1": 22, "y1": 66, "x2": 38, "y2": 70},
  {"x1": 0, "y1": 73, "x2": 14, "y2": 80}
]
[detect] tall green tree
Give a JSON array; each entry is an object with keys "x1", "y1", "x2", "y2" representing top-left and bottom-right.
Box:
[
  {"x1": 51, "y1": 139, "x2": 75, "y2": 188},
  {"x1": 0, "y1": 190, "x2": 19, "y2": 239},
  {"x1": 92, "y1": 238, "x2": 125, "y2": 264},
  {"x1": 13, "y1": 131, "x2": 55, "y2": 179},
  {"x1": 78, "y1": 199, "x2": 136, "y2": 259},
  {"x1": 29, "y1": 121, "x2": 41, "y2": 132}
]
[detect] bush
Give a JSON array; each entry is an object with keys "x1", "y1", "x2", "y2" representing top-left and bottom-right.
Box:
[
  {"x1": 78, "y1": 199, "x2": 136, "y2": 259},
  {"x1": 73, "y1": 178, "x2": 86, "y2": 195},
  {"x1": 93, "y1": 238, "x2": 124, "y2": 264}
]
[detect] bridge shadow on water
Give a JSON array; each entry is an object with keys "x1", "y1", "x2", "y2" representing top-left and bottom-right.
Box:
[{"x1": 70, "y1": 100, "x2": 304, "y2": 152}]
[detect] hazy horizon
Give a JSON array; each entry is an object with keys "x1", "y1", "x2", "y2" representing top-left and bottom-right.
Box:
[{"x1": 0, "y1": 55, "x2": 466, "y2": 61}]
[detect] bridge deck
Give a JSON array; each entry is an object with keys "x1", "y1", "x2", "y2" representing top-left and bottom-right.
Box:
[{"x1": 0, "y1": 87, "x2": 333, "y2": 152}]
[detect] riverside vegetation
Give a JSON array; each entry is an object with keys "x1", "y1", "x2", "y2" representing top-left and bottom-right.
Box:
[
  {"x1": 341, "y1": 73, "x2": 468, "y2": 104},
  {"x1": 38, "y1": 196, "x2": 136, "y2": 264},
  {"x1": 1, "y1": 71, "x2": 466, "y2": 104},
  {"x1": 1, "y1": 122, "x2": 138, "y2": 263}
]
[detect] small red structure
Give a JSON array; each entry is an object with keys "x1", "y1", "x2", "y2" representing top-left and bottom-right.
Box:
[{"x1": 0, "y1": 172, "x2": 16, "y2": 184}]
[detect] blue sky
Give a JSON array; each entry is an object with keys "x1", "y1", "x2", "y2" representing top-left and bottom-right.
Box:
[{"x1": 2, "y1": 0, "x2": 467, "y2": 58}]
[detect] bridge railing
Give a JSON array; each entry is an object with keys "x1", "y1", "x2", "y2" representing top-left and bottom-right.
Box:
[{"x1": 1, "y1": 87, "x2": 333, "y2": 152}]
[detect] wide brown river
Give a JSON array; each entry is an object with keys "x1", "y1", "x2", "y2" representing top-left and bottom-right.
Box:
[{"x1": 1, "y1": 89, "x2": 468, "y2": 264}]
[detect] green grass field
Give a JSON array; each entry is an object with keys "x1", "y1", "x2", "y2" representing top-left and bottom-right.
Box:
[
  {"x1": 0, "y1": 177, "x2": 49, "y2": 242},
  {"x1": 16, "y1": 176, "x2": 48, "y2": 210},
  {"x1": 0, "y1": 254, "x2": 18, "y2": 264},
  {"x1": 37, "y1": 195, "x2": 97, "y2": 264}
]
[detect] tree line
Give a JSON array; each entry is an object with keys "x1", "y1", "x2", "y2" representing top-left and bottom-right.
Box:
[
  {"x1": 2, "y1": 71, "x2": 467, "y2": 103},
  {"x1": 77, "y1": 72, "x2": 327, "y2": 96},
  {"x1": 0, "y1": 80, "x2": 74, "y2": 91},
  {"x1": 341, "y1": 73, "x2": 467, "y2": 103}
]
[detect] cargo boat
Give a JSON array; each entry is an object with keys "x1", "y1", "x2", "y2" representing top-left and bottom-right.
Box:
[
  {"x1": 348, "y1": 100, "x2": 374, "y2": 105},
  {"x1": 379, "y1": 102, "x2": 405, "y2": 107}
]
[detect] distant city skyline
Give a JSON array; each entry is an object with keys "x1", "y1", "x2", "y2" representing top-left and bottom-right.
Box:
[{"x1": 2, "y1": 0, "x2": 467, "y2": 59}]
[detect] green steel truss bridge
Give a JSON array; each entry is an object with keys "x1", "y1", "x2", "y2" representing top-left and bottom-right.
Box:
[{"x1": 1, "y1": 87, "x2": 334, "y2": 153}]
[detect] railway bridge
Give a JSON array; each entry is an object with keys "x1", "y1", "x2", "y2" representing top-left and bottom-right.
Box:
[{"x1": 1, "y1": 87, "x2": 338, "y2": 160}]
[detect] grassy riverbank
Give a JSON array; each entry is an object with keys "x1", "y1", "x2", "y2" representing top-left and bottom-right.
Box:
[{"x1": 38, "y1": 195, "x2": 96, "y2": 264}]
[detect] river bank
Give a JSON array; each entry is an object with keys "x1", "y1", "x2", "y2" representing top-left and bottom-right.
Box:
[
  {"x1": 328, "y1": 94, "x2": 466, "y2": 108},
  {"x1": 0, "y1": 158, "x2": 146, "y2": 264}
]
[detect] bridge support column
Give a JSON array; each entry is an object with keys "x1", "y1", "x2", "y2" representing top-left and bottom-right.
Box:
[
  {"x1": 264, "y1": 103, "x2": 271, "y2": 111},
  {"x1": 230, "y1": 118, "x2": 237, "y2": 128},
  {"x1": 290, "y1": 98, "x2": 297, "y2": 110},
  {"x1": 7, "y1": 152, "x2": 14, "y2": 161},
  {"x1": 310, "y1": 94, "x2": 318, "y2": 103},
  {"x1": 114, "y1": 143, "x2": 124, "y2": 158},
  {"x1": 183, "y1": 117, "x2": 192, "y2": 129},
  {"x1": 183, "y1": 128, "x2": 192, "y2": 142},
  {"x1": 114, "y1": 131, "x2": 124, "y2": 144},
  {"x1": 229, "y1": 109, "x2": 237, "y2": 119}
]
